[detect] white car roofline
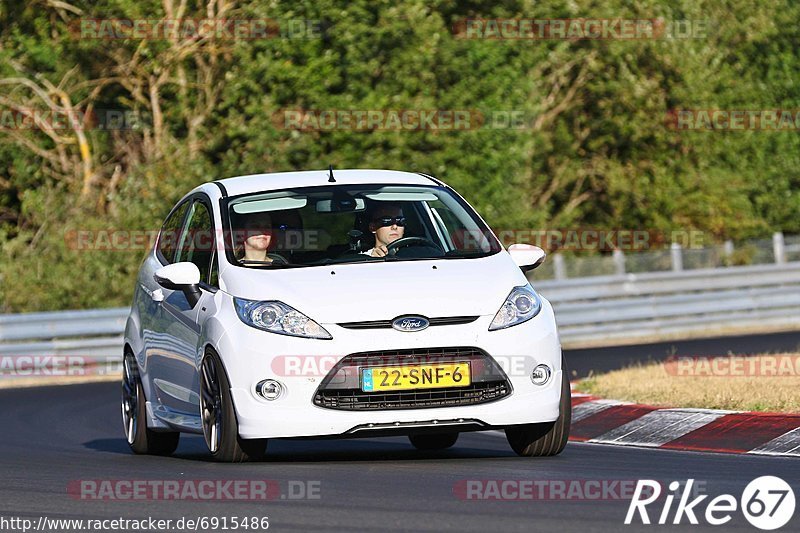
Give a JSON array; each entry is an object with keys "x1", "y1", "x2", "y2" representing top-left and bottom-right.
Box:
[{"x1": 212, "y1": 169, "x2": 442, "y2": 198}]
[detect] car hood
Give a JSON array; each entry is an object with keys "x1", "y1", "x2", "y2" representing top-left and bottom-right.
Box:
[{"x1": 220, "y1": 252, "x2": 529, "y2": 324}]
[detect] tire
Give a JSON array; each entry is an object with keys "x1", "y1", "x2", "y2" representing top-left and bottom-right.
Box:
[
  {"x1": 408, "y1": 432, "x2": 459, "y2": 451},
  {"x1": 200, "y1": 349, "x2": 267, "y2": 462},
  {"x1": 505, "y1": 356, "x2": 571, "y2": 457},
  {"x1": 122, "y1": 351, "x2": 180, "y2": 455}
]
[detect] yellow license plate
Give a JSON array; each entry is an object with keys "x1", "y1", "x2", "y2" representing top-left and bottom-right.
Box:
[{"x1": 361, "y1": 362, "x2": 471, "y2": 392}]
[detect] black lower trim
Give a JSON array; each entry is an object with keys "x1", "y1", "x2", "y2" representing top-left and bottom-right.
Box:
[
  {"x1": 315, "y1": 381, "x2": 511, "y2": 411},
  {"x1": 313, "y1": 347, "x2": 512, "y2": 411}
]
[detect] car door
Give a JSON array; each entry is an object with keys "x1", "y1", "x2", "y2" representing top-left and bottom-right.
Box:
[
  {"x1": 148, "y1": 196, "x2": 217, "y2": 417},
  {"x1": 138, "y1": 199, "x2": 190, "y2": 409}
]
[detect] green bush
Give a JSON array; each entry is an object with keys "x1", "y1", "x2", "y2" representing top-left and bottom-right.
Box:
[{"x1": 1, "y1": 0, "x2": 799, "y2": 311}]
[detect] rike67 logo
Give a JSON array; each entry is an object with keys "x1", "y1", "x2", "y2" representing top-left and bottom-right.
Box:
[{"x1": 626, "y1": 477, "x2": 795, "y2": 530}]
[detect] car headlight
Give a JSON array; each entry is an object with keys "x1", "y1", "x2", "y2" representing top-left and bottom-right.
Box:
[
  {"x1": 233, "y1": 298, "x2": 332, "y2": 340},
  {"x1": 489, "y1": 284, "x2": 542, "y2": 331}
]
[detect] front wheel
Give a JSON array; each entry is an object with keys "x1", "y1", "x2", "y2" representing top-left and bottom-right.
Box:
[
  {"x1": 505, "y1": 356, "x2": 571, "y2": 457},
  {"x1": 122, "y1": 351, "x2": 180, "y2": 455},
  {"x1": 200, "y1": 350, "x2": 267, "y2": 462}
]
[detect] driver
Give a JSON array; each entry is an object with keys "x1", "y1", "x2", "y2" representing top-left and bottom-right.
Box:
[{"x1": 362, "y1": 203, "x2": 405, "y2": 257}]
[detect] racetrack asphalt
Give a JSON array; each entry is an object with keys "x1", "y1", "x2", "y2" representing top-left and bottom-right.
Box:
[{"x1": 0, "y1": 382, "x2": 798, "y2": 532}]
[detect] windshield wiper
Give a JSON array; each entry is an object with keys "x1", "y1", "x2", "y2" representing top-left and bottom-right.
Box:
[
  {"x1": 443, "y1": 250, "x2": 493, "y2": 259},
  {"x1": 238, "y1": 259, "x2": 301, "y2": 269},
  {"x1": 314, "y1": 256, "x2": 389, "y2": 266}
]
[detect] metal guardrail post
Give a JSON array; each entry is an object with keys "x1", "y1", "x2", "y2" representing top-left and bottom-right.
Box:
[
  {"x1": 773, "y1": 232, "x2": 786, "y2": 264},
  {"x1": 612, "y1": 249, "x2": 626, "y2": 276},
  {"x1": 553, "y1": 253, "x2": 567, "y2": 280},
  {"x1": 671, "y1": 242, "x2": 683, "y2": 271},
  {"x1": 723, "y1": 240, "x2": 734, "y2": 257}
]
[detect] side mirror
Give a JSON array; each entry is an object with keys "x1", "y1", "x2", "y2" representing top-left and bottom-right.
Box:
[
  {"x1": 154, "y1": 262, "x2": 202, "y2": 308},
  {"x1": 508, "y1": 244, "x2": 546, "y2": 272}
]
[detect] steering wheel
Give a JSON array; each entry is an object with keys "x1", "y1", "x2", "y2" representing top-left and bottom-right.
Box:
[
  {"x1": 267, "y1": 252, "x2": 290, "y2": 265},
  {"x1": 386, "y1": 236, "x2": 443, "y2": 256}
]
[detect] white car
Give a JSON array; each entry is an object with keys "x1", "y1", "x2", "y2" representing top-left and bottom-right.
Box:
[{"x1": 122, "y1": 169, "x2": 570, "y2": 461}]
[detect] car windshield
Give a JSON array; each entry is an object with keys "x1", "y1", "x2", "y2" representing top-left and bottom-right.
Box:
[{"x1": 224, "y1": 184, "x2": 501, "y2": 268}]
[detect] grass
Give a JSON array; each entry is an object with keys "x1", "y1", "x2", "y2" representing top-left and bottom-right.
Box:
[{"x1": 574, "y1": 354, "x2": 800, "y2": 413}]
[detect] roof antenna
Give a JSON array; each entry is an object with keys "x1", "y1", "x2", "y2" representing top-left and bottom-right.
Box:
[{"x1": 328, "y1": 164, "x2": 336, "y2": 183}]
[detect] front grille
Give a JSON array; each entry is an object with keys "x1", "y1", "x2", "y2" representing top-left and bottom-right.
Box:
[
  {"x1": 338, "y1": 316, "x2": 478, "y2": 330},
  {"x1": 313, "y1": 347, "x2": 512, "y2": 411}
]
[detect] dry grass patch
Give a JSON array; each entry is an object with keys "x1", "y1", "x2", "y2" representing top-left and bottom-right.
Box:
[{"x1": 575, "y1": 354, "x2": 800, "y2": 413}]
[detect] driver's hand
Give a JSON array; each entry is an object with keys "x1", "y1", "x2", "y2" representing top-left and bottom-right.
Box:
[{"x1": 371, "y1": 245, "x2": 388, "y2": 257}]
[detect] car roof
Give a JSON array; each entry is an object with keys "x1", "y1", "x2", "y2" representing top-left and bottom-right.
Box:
[{"x1": 215, "y1": 169, "x2": 439, "y2": 197}]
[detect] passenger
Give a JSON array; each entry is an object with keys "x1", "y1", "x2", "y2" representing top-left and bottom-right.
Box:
[{"x1": 236, "y1": 211, "x2": 275, "y2": 264}]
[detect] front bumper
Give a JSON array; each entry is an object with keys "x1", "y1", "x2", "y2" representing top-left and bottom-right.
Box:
[{"x1": 214, "y1": 299, "x2": 563, "y2": 439}]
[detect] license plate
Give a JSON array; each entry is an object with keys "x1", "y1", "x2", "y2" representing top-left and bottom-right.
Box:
[{"x1": 361, "y1": 362, "x2": 471, "y2": 392}]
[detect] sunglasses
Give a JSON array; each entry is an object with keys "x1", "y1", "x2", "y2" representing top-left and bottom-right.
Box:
[{"x1": 373, "y1": 216, "x2": 406, "y2": 227}]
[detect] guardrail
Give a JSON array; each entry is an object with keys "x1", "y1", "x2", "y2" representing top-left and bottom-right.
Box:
[
  {"x1": 1, "y1": 262, "x2": 800, "y2": 374},
  {"x1": 531, "y1": 262, "x2": 800, "y2": 346}
]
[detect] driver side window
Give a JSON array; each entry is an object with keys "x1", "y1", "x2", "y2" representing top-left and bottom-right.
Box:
[
  {"x1": 175, "y1": 200, "x2": 215, "y2": 285},
  {"x1": 158, "y1": 201, "x2": 190, "y2": 264}
]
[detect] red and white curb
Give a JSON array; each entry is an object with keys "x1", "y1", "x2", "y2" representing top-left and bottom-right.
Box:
[
  {"x1": 569, "y1": 392, "x2": 800, "y2": 457},
  {"x1": 486, "y1": 388, "x2": 800, "y2": 457}
]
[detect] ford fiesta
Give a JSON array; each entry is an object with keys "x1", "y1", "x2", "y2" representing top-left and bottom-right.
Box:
[{"x1": 122, "y1": 169, "x2": 570, "y2": 462}]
